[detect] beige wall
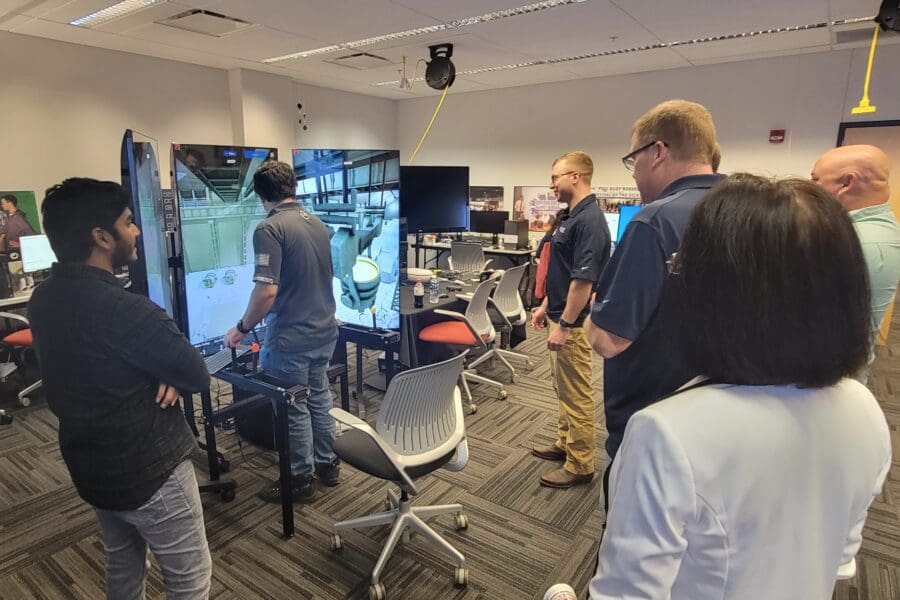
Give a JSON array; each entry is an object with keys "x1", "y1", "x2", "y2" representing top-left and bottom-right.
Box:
[{"x1": 396, "y1": 44, "x2": 900, "y2": 210}]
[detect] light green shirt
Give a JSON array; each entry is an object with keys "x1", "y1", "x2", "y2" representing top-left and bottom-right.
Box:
[{"x1": 850, "y1": 204, "x2": 900, "y2": 379}]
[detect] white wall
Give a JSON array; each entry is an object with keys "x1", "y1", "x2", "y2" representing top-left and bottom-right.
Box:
[
  {"x1": 395, "y1": 45, "x2": 900, "y2": 211},
  {"x1": 0, "y1": 31, "x2": 232, "y2": 194},
  {"x1": 0, "y1": 32, "x2": 398, "y2": 213},
  {"x1": 293, "y1": 82, "x2": 397, "y2": 151}
]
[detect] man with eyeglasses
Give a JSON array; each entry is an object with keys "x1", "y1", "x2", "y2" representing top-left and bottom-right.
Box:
[
  {"x1": 531, "y1": 151, "x2": 610, "y2": 488},
  {"x1": 586, "y1": 99, "x2": 725, "y2": 509}
]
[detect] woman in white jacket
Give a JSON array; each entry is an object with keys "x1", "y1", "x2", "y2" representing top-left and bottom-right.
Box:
[{"x1": 590, "y1": 174, "x2": 891, "y2": 599}]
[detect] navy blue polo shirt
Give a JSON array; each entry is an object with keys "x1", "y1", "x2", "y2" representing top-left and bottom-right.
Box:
[
  {"x1": 591, "y1": 174, "x2": 725, "y2": 459},
  {"x1": 546, "y1": 194, "x2": 610, "y2": 325}
]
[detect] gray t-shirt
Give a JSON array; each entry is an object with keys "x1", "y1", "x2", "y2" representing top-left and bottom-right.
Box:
[{"x1": 253, "y1": 201, "x2": 338, "y2": 353}]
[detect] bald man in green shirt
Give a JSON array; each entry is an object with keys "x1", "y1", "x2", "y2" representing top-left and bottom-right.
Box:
[{"x1": 812, "y1": 144, "x2": 900, "y2": 381}]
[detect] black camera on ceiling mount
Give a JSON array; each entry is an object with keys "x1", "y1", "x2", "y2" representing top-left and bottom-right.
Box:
[
  {"x1": 426, "y1": 43, "x2": 456, "y2": 90},
  {"x1": 876, "y1": 0, "x2": 900, "y2": 32}
]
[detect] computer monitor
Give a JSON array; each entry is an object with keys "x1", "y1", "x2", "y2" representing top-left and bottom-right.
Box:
[
  {"x1": 172, "y1": 143, "x2": 277, "y2": 356},
  {"x1": 20, "y1": 234, "x2": 56, "y2": 273},
  {"x1": 617, "y1": 205, "x2": 642, "y2": 243},
  {"x1": 470, "y1": 210, "x2": 509, "y2": 246},
  {"x1": 121, "y1": 130, "x2": 174, "y2": 318},
  {"x1": 292, "y1": 148, "x2": 401, "y2": 330},
  {"x1": 400, "y1": 166, "x2": 469, "y2": 234}
]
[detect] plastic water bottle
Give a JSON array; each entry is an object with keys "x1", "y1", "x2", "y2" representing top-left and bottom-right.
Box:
[{"x1": 428, "y1": 273, "x2": 440, "y2": 304}]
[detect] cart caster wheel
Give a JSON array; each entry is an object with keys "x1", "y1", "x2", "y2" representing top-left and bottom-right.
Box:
[
  {"x1": 468, "y1": 404, "x2": 477, "y2": 415},
  {"x1": 498, "y1": 390, "x2": 508, "y2": 400},
  {"x1": 511, "y1": 375, "x2": 518, "y2": 384},
  {"x1": 218, "y1": 459, "x2": 231, "y2": 473},
  {"x1": 19, "y1": 397, "x2": 30, "y2": 407},
  {"x1": 330, "y1": 533, "x2": 343, "y2": 551},
  {"x1": 368, "y1": 582, "x2": 385, "y2": 600},
  {"x1": 454, "y1": 513, "x2": 469, "y2": 531},
  {"x1": 220, "y1": 488, "x2": 235, "y2": 502},
  {"x1": 454, "y1": 567, "x2": 469, "y2": 587},
  {"x1": 525, "y1": 360, "x2": 535, "y2": 370}
]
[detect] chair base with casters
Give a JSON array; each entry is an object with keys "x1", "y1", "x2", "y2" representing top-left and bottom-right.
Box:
[
  {"x1": 328, "y1": 352, "x2": 471, "y2": 600},
  {"x1": 330, "y1": 487, "x2": 469, "y2": 600}
]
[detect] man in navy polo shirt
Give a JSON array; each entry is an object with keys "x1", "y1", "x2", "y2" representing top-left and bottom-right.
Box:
[
  {"x1": 587, "y1": 100, "x2": 725, "y2": 505},
  {"x1": 531, "y1": 151, "x2": 610, "y2": 488}
]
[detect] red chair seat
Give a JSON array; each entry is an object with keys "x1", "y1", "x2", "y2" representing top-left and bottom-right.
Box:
[
  {"x1": 3, "y1": 328, "x2": 32, "y2": 347},
  {"x1": 419, "y1": 321, "x2": 479, "y2": 346}
]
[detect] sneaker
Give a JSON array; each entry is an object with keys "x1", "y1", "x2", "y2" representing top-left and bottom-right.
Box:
[
  {"x1": 316, "y1": 461, "x2": 341, "y2": 487},
  {"x1": 257, "y1": 475, "x2": 316, "y2": 504}
]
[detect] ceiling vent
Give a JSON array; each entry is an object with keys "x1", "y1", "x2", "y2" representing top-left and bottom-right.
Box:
[
  {"x1": 324, "y1": 52, "x2": 393, "y2": 70},
  {"x1": 157, "y1": 9, "x2": 254, "y2": 37}
]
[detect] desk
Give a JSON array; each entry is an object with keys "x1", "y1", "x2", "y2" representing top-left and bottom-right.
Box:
[
  {"x1": 184, "y1": 356, "x2": 349, "y2": 539},
  {"x1": 0, "y1": 292, "x2": 31, "y2": 309},
  {"x1": 412, "y1": 241, "x2": 534, "y2": 270},
  {"x1": 399, "y1": 280, "x2": 469, "y2": 367}
]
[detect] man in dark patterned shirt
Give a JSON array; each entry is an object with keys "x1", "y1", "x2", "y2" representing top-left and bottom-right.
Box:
[{"x1": 29, "y1": 178, "x2": 212, "y2": 599}]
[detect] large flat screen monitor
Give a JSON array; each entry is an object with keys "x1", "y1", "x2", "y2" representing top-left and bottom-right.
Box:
[
  {"x1": 172, "y1": 143, "x2": 277, "y2": 355},
  {"x1": 293, "y1": 148, "x2": 400, "y2": 330},
  {"x1": 400, "y1": 166, "x2": 469, "y2": 234},
  {"x1": 20, "y1": 234, "x2": 56, "y2": 273},
  {"x1": 617, "y1": 205, "x2": 642, "y2": 243},
  {"x1": 121, "y1": 130, "x2": 174, "y2": 318},
  {"x1": 469, "y1": 210, "x2": 509, "y2": 234}
]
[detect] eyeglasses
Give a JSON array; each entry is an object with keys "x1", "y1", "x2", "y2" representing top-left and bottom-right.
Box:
[
  {"x1": 550, "y1": 170, "x2": 578, "y2": 184},
  {"x1": 621, "y1": 140, "x2": 665, "y2": 171}
]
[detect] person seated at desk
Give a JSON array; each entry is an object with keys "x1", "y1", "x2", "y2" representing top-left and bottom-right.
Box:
[
  {"x1": 589, "y1": 175, "x2": 890, "y2": 598},
  {"x1": 28, "y1": 178, "x2": 213, "y2": 599}
]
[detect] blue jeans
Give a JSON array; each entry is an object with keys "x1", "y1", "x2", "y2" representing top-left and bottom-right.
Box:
[
  {"x1": 93, "y1": 460, "x2": 212, "y2": 599},
  {"x1": 260, "y1": 339, "x2": 338, "y2": 477}
]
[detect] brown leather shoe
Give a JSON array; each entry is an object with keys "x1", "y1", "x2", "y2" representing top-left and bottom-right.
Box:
[
  {"x1": 540, "y1": 468, "x2": 594, "y2": 488},
  {"x1": 532, "y1": 443, "x2": 566, "y2": 461}
]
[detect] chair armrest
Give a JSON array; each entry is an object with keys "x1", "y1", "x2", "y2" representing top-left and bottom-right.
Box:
[
  {"x1": 483, "y1": 258, "x2": 494, "y2": 270},
  {"x1": 432, "y1": 309, "x2": 487, "y2": 349},
  {"x1": 487, "y1": 297, "x2": 513, "y2": 329},
  {"x1": 0, "y1": 312, "x2": 29, "y2": 327},
  {"x1": 433, "y1": 309, "x2": 467, "y2": 321}
]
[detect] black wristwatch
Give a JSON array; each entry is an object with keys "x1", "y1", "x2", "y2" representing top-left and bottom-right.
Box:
[
  {"x1": 236, "y1": 319, "x2": 251, "y2": 334},
  {"x1": 557, "y1": 317, "x2": 575, "y2": 329}
]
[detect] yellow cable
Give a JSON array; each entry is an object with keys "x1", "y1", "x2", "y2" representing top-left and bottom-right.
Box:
[
  {"x1": 851, "y1": 24, "x2": 879, "y2": 114},
  {"x1": 409, "y1": 83, "x2": 450, "y2": 163}
]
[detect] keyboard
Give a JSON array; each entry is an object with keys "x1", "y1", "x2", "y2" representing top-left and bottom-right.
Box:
[{"x1": 204, "y1": 346, "x2": 251, "y2": 374}]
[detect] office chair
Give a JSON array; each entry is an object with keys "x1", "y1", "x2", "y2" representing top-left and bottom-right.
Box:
[
  {"x1": 448, "y1": 242, "x2": 492, "y2": 280},
  {"x1": 328, "y1": 352, "x2": 470, "y2": 600},
  {"x1": 418, "y1": 279, "x2": 507, "y2": 414},
  {"x1": 0, "y1": 312, "x2": 41, "y2": 407},
  {"x1": 474, "y1": 264, "x2": 534, "y2": 377}
]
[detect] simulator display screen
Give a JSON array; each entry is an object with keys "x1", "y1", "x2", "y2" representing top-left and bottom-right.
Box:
[
  {"x1": 292, "y1": 148, "x2": 400, "y2": 330},
  {"x1": 121, "y1": 130, "x2": 174, "y2": 318},
  {"x1": 173, "y1": 144, "x2": 277, "y2": 354}
]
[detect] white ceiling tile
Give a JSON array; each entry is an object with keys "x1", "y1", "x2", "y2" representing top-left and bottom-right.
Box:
[
  {"x1": 828, "y1": 0, "x2": 880, "y2": 21},
  {"x1": 0, "y1": 0, "x2": 33, "y2": 17},
  {"x1": 174, "y1": 0, "x2": 439, "y2": 43},
  {"x1": 389, "y1": 0, "x2": 542, "y2": 22},
  {"x1": 470, "y1": 0, "x2": 660, "y2": 60},
  {"x1": 0, "y1": 13, "x2": 32, "y2": 30},
  {"x1": 40, "y1": 0, "x2": 156, "y2": 24},
  {"x1": 125, "y1": 21, "x2": 319, "y2": 63},
  {"x1": 463, "y1": 62, "x2": 580, "y2": 86},
  {"x1": 10, "y1": 16, "x2": 112, "y2": 44},
  {"x1": 16, "y1": 0, "x2": 83, "y2": 18},
  {"x1": 611, "y1": 0, "x2": 831, "y2": 43},
  {"x1": 95, "y1": 3, "x2": 193, "y2": 34},
  {"x1": 564, "y1": 48, "x2": 691, "y2": 77},
  {"x1": 673, "y1": 28, "x2": 832, "y2": 61}
]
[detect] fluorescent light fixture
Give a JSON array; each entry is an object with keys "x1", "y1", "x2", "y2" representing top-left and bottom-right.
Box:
[
  {"x1": 374, "y1": 15, "x2": 875, "y2": 87},
  {"x1": 70, "y1": 0, "x2": 162, "y2": 27},
  {"x1": 262, "y1": 0, "x2": 589, "y2": 63}
]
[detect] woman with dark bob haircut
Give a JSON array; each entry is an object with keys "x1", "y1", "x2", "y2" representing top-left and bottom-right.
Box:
[{"x1": 588, "y1": 174, "x2": 891, "y2": 599}]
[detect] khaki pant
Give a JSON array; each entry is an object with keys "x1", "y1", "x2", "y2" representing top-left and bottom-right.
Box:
[{"x1": 548, "y1": 320, "x2": 595, "y2": 475}]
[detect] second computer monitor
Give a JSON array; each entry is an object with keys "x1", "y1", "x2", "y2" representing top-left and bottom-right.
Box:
[
  {"x1": 20, "y1": 234, "x2": 57, "y2": 273},
  {"x1": 470, "y1": 210, "x2": 509, "y2": 246}
]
